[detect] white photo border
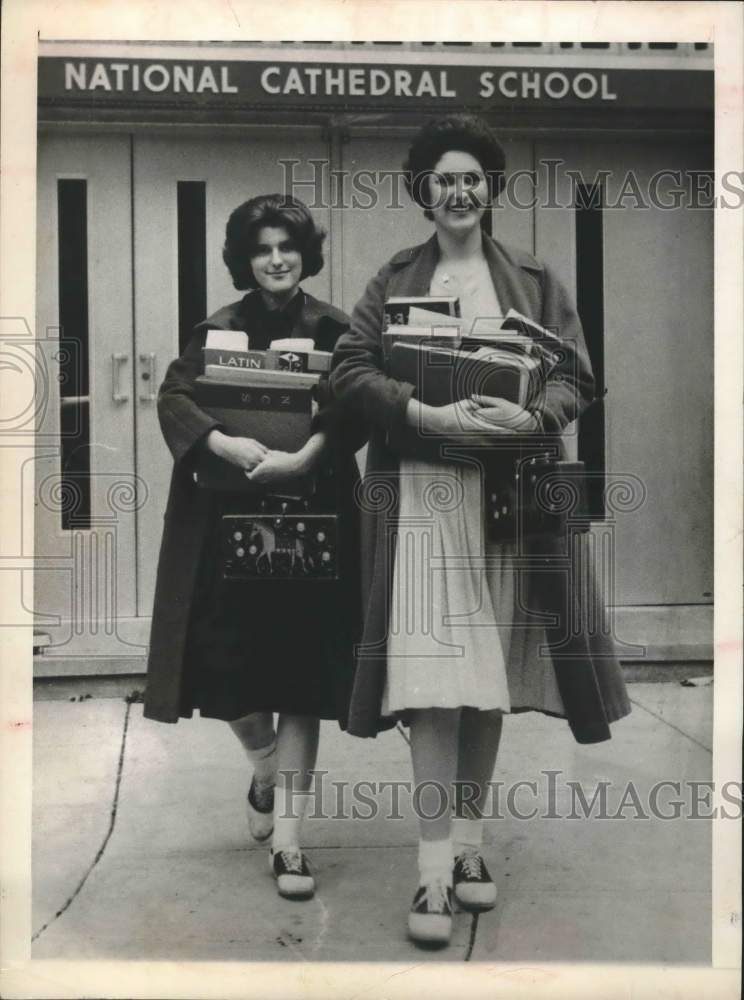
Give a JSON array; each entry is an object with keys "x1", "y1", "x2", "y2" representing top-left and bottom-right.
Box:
[{"x1": 1, "y1": 1, "x2": 741, "y2": 997}]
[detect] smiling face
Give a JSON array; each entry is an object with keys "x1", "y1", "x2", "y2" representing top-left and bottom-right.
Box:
[
  {"x1": 249, "y1": 225, "x2": 303, "y2": 302},
  {"x1": 427, "y1": 149, "x2": 490, "y2": 239}
]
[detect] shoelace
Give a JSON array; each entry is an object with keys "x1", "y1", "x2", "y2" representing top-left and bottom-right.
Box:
[
  {"x1": 277, "y1": 849, "x2": 304, "y2": 874},
  {"x1": 422, "y1": 879, "x2": 450, "y2": 913},
  {"x1": 458, "y1": 852, "x2": 484, "y2": 879}
]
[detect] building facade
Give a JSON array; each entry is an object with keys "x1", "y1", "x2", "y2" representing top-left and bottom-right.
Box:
[{"x1": 33, "y1": 41, "x2": 715, "y2": 677}]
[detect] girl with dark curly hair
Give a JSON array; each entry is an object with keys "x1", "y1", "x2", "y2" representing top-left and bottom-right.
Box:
[
  {"x1": 331, "y1": 115, "x2": 630, "y2": 946},
  {"x1": 145, "y1": 194, "x2": 365, "y2": 901}
]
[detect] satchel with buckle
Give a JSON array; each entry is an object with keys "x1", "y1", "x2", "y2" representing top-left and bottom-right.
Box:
[
  {"x1": 485, "y1": 456, "x2": 590, "y2": 543},
  {"x1": 219, "y1": 494, "x2": 339, "y2": 582}
]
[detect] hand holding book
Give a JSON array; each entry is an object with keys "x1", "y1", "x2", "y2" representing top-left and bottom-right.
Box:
[
  {"x1": 470, "y1": 394, "x2": 539, "y2": 433},
  {"x1": 246, "y1": 429, "x2": 328, "y2": 486},
  {"x1": 406, "y1": 397, "x2": 532, "y2": 437},
  {"x1": 206, "y1": 429, "x2": 269, "y2": 472}
]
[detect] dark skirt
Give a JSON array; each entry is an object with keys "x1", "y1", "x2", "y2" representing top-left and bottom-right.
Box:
[{"x1": 182, "y1": 482, "x2": 359, "y2": 724}]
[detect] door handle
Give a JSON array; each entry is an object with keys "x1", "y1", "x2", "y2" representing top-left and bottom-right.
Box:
[
  {"x1": 112, "y1": 353, "x2": 129, "y2": 402},
  {"x1": 139, "y1": 353, "x2": 157, "y2": 401}
]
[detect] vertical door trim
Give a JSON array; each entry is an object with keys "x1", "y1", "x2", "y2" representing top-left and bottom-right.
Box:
[
  {"x1": 128, "y1": 134, "x2": 145, "y2": 616},
  {"x1": 328, "y1": 126, "x2": 344, "y2": 311}
]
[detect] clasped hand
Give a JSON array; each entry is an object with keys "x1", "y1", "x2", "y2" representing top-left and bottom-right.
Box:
[
  {"x1": 245, "y1": 449, "x2": 306, "y2": 485},
  {"x1": 206, "y1": 429, "x2": 305, "y2": 484}
]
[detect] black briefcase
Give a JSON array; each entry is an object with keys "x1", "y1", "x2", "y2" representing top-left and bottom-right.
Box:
[
  {"x1": 486, "y1": 457, "x2": 591, "y2": 542},
  {"x1": 220, "y1": 506, "x2": 340, "y2": 581}
]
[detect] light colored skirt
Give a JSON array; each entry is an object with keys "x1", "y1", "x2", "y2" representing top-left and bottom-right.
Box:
[{"x1": 383, "y1": 458, "x2": 565, "y2": 716}]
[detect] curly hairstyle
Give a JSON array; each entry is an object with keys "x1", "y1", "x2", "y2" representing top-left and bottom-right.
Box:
[
  {"x1": 222, "y1": 193, "x2": 326, "y2": 290},
  {"x1": 403, "y1": 114, "x2": 507, "y2": 219}
]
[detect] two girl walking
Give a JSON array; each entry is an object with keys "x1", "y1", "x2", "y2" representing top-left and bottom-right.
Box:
[{"x1": 145, "y1": 113, "x2": 630, "y2": 947}]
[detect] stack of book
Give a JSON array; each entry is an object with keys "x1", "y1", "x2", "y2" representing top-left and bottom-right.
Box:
[
  {"x1": 385, "y1": 298, "x2": 559, "y2": 410},
  {"x1": 390, "y1": 340, "x2": 545, "y2": 409},
  {"x1": 193, "y1": 330, "x2": 331, "y2": 492},
  {"x1": 382, "y1": 296, "x2": 462, "y2": 360},
  {"x1": 202, "y1": 329, "x2": 330, "y2": 386}
]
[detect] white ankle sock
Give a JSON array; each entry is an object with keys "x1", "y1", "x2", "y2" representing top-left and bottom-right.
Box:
[
  {"x1": 451, "y1": 817, "x2": 483, "y2": 857},
  {"x1": 418, "y1": 837, "x2": 453, "y2": 887},
  {"x1": 272, "y1": 787, "x2": 312, "y2": 852},
  {"x1": 244, "y1": 737, "x2": 277, "y2": 787}
]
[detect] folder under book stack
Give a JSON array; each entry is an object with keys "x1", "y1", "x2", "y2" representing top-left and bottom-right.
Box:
[
  {"x1": 193, "y1": 330, "x2": 331, "y2": 493},
  {"x1": 390, "y1": 341, "x2": 545, "y2": 409}
]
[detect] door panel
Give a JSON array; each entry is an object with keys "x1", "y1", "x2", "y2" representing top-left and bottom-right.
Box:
[
  {"x1": 132, "y1": 132, "x2": 331, "y2": 616},
  {"x1": 535, "y1": 139, "x2": 713, "y2": 605},
  {"x1": 339, "y1": 134, "x2": 431, "y2": 315},
  {"x1": 35, "y1": 134, "x2": 137, "y2": 652}
]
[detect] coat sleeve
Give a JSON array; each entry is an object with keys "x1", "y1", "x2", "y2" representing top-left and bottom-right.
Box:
[
  {"x1": 534, "y1": 264, "x2": 596, "y2": 434},
  {"x1": 329, "y1": 264, "x2": 416, "y2": 435},
  {"x1": 309, "y1": 319, "x2": 371, "y2": 456},
  {"x1": 157, "y1": 325, "x2": 223, "y2": 466}
]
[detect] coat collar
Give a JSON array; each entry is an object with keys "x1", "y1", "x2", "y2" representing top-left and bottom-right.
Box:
[
  {"x1": 198, "y1": 288, "x2": 349, "y2": 342},
  {"x1": 388, "y1": 232, "x2": 542, "y2": 273},
  {"x1": 296, "y1": 289, "x2": 350, "y2": 330},
  {"x1": 234, "y1": 287, "x2": 349, "y2": 335},
  {"x1": 388, "y1": 232, "x2": 543, "y2": 318}
]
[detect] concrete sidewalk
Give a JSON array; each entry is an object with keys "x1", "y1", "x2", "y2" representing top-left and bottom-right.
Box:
[{"x1": 32, "y1": 681, "x2": 713, "y2": 963}]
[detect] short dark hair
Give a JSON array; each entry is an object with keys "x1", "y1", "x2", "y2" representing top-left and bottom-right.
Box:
[
  {"x1": 222, "y1": 193, "x2": 326, "y2": 290},
  {"x1": 403, "y1": 114, "x2": 507, "y2": 219}
]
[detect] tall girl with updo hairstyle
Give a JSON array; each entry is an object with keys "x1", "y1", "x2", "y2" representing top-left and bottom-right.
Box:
[{"x1": 331, "y1": 115, "x2": 630, "y2": 947}]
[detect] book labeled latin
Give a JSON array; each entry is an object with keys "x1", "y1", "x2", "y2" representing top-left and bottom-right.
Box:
[
  {"x1": 204, "y1": 348, "x2": 279, "y2": 370},
  {"x1": 202, "y1": 347, "x2": 331, "y2": 374}
]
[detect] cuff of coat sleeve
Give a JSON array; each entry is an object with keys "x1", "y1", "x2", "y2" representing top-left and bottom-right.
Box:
[
  {"x1": 534, "y1": 381, "x2": 575, "y2": 435},
  {"x1": 385, "y1": 380, "x2": 416, "y2": 435},
  {"x1": 176, "y1": 415, "x2": 224, "y2": 468}
]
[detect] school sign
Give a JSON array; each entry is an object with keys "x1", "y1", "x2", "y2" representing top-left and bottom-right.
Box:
[{"x1": 38, "y1": 56, "x2": 713, "y2": 117}]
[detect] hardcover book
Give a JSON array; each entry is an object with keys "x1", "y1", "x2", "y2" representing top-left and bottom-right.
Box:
[
  {"x1": 203, "y1": 364, "x2": 321, "y2": 390},
  {"x1": 193, "y1": 375, "x2": 314, "y2": 492},
  {"x1": 194, "y1": 375, "x2": 312, "y2": 444},
  {"x1": 389, "y1": 341, "x2": 544, "y2": 409},
  {"x1": 202, "y1": 347, "x2": 331, "y2": 374},
  {"x1": 203, "y1": 329, "x2": 331, "y2": 375},
  {"x1": 498, "y1": 308, "x2": 561, "y2": 343},
  {"x1": 382, "y1": 325, "x2": 460, "y2": 360},
  {"x1": 384, "y1": 296, "x2": 459, "y2": 328}
]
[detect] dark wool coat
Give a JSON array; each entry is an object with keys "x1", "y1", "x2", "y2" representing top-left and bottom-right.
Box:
[
  {"x1": 330, "y1": 233, "x2": 632, "y2": 744},
  {"x1": 144, "y1": 290, "x2": 367, "y2": 724}
]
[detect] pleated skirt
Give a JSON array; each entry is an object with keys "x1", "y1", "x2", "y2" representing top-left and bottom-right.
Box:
[{"x1": 383, "y1": 458, "x2": 566, "y2": 717}]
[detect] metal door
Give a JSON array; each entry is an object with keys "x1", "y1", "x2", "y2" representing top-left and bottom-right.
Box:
[
  {"x1": 534, "y1": 138, "x2": 713, "y2": 608},
  {"x1": 35, "y1": 133, "x2": 139, "y2": 657}
]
